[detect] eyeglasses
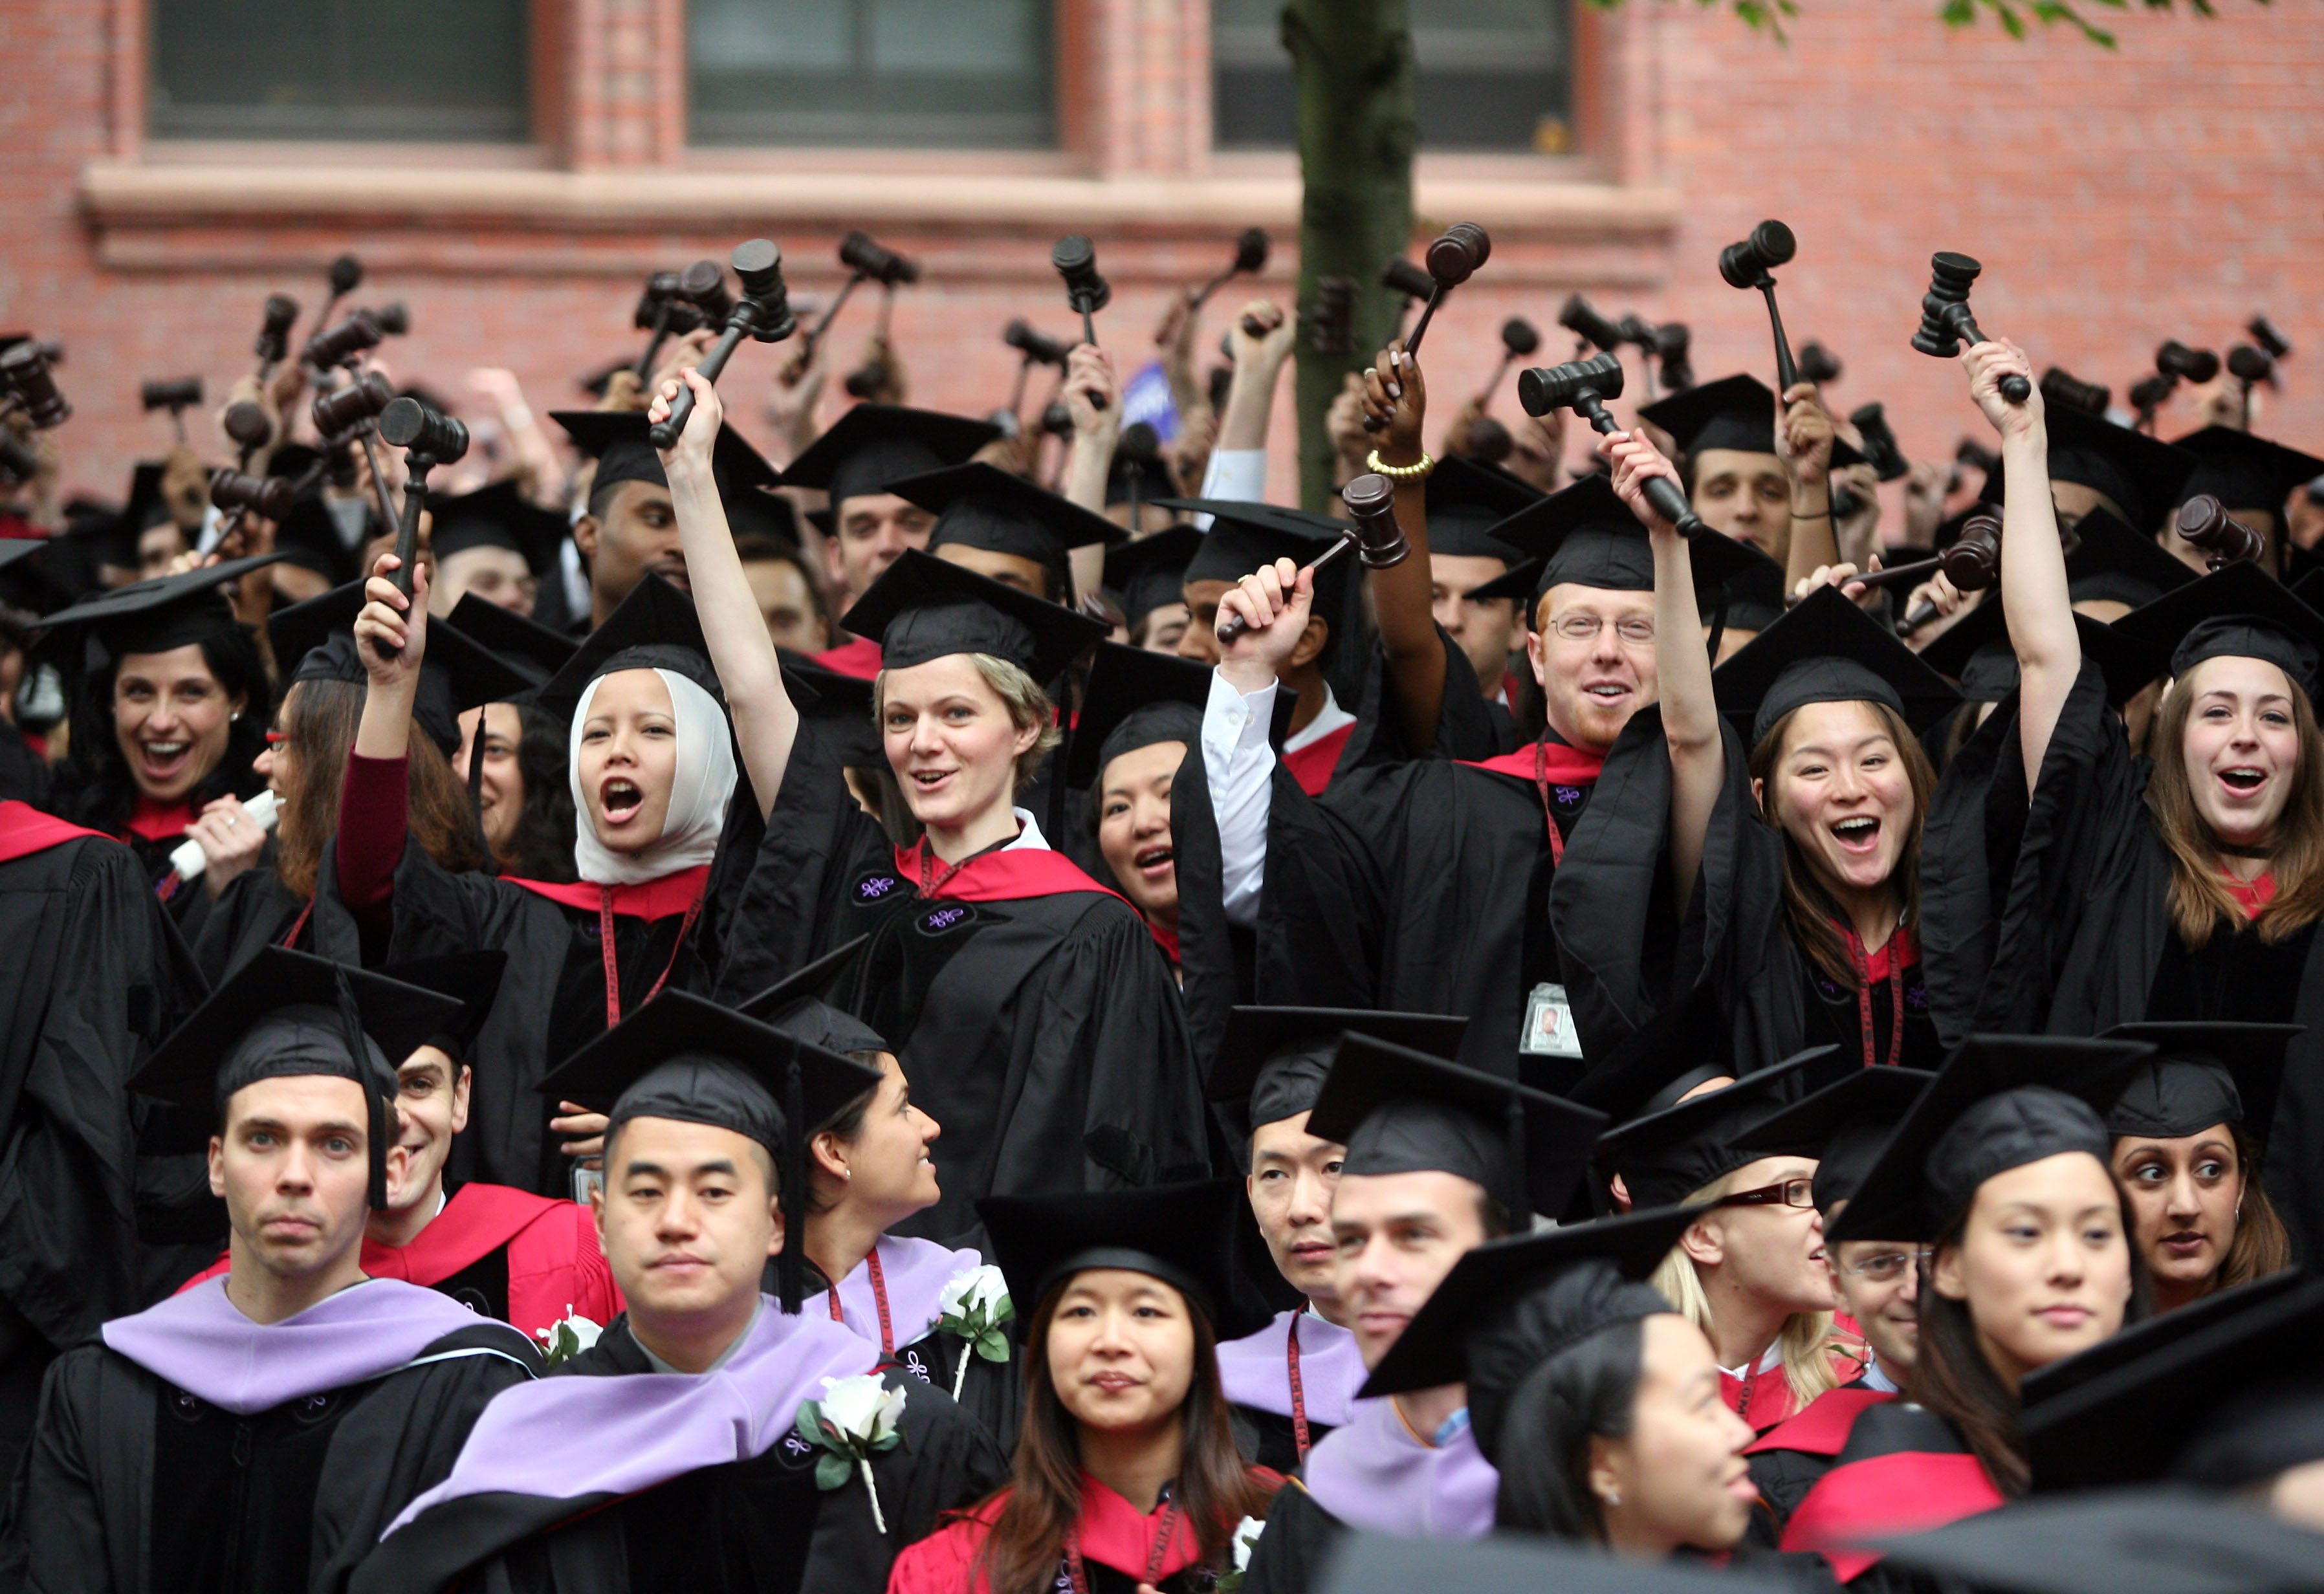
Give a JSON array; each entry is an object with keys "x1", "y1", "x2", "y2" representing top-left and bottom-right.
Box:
[
  {"x1": 1839, "y1": 1249, "x2": 1933, "y2": 1283},
  {"x1": 1548, "y1": 614, "x2": 1655, "y2": 645},
  {"x1": 1713, "y1": 1177, "x2": 1817, "y2": 1211}
]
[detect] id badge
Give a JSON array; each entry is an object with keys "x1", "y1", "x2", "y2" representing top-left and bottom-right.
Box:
[
  {"x1": 570, "y1": 1165, "x2": 604, "y2": 1206},
  {"x1": 1520, "y1": 982, "x2": 1586, "y2": 1058}
]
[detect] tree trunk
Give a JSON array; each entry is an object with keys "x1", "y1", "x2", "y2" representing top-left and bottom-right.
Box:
[{"x1": 1282, "y1": 0, "x2": 1417, "y2": 513}]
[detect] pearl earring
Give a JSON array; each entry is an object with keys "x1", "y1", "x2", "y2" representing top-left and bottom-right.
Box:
[
  {"x1": 1601, "y1": 1488, "x2": 1621, "y2": 1508},
  {"x1": 842, "y1": 1167, "x2": 851, "y2": 1179}
]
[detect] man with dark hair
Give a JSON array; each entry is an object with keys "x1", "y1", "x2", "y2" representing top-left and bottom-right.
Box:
[{"x1": 732, "y1": 532, "x2": 830, "y2": 653}]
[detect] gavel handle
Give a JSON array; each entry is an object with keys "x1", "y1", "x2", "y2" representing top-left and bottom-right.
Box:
[
  {"x1": 798, "y1": 273, "x2": 867, "y2": 364},
  {"x1": 355, "y1": 431, "x2": 402, "y2": 553},
  {"x1": 633, "y1": 302, "x2": 675, "y2": 383},
  {"x1": 1897, "y1": 598, "x2": 1942, "y2": 637},
  {"x1": 648, "y1": 319, "x2": 750, "y2": 450},
  {"x1": 1848, "y1": 555, "x2": 1944, "y2": 594},
  {"x1": 1473, "y1": 351, "x2": 1517, "y2": 411},
  {"x1": 373, "y1": 459, "x2": 432, "y2": 661},
  {"x1": 1189, "y1": 266, "x2": 1239, "y2": 311},
  {"x1": 1943, "y1": 305, "x2": 2032, "y2": 402},
  {"x1": 1075, "y1": 305, "x2": 1106, "y2": 410},
  {"x1": 1365, "y1": 300, "x2": 1441, "y2": 434},
  {"x1": 1759, "y1": 280, "x2": 1798, "y2": 393},
  {"x1": 1575, "y1": 398, "x2": 1704, "y2": 538},
  {"x1": 1215, "y1": 532, "x2": 1357, "y2": 646}
]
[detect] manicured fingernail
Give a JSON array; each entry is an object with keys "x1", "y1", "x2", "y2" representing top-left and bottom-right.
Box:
[{"x1": 1387, "y1": 382, "x2": 1402, "y2": 399}]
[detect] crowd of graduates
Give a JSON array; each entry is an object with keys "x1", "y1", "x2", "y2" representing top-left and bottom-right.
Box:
[{"x1": 0, "y1": 228, "x2": 2321, "y2": 1594}]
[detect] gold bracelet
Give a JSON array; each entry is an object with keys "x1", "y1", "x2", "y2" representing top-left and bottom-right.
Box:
[{"x1": 1365, "y1": 448, "x2": 1434, "y2": 481}]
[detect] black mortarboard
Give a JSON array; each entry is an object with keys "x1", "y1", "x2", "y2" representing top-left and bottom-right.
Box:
[
  {"x1": 1107, "y1": 438, "x2": 1178, "y2": 510},
  {"x1": 129, "y1": 947, "x2": 465, "y2": 1210},
  {"x1": 535, "y1": 572, "x2": 719, "y2": 715},
  {"x1": 1321, "y1": 1531, "x2": 1789, "y2": 1594},
  {"x1": 2170, "y1": 425, "x2": 2324, "y2": 518},
  {"x1": 894, "y1": 461, "x2": 1125, "y2": 598},
  {"x1": 447, "y1": 591, "x2": 580, "y2": 688},
  {"x1": 37, "y1": 554, "x2": 283, "y2": 659},
  {"x1": 1475, "y1": 474, "x2": 1770, "y2": 615},
  {"x1": 1425, "y1": 455, "x2": 1538, "y2": 562},
  {"x1": 427, "y1": 478, "x2": 567, "y2": 573},
  {"x1": 2110, "y1": 558, "x2": 2324, "y2": 700},
  {"x1": 552, "y1": 408, "x2": 783, "y2": 501},
  {"x1": 839, "y1": 547, "x2": 1107, "y2": 685},
  {"x1": 1163, "y1": 499, "x2": 1348, "y2": 589},
  {"x1": 1208, "y1": 1007, "x2": 1471, "y2": 1134},
  {"x1": 539, "y1": 987, "x2": 880, "y2": 1311},
  {"x1": 1103, "y1": 526, "x2": 1203, "y2": 627},
  {"x1": 0, "y1": 539, "x2": 43, "y2": 574},
  {"x1": 1714, "y1": 582, "x2": 1962, "y2": 745},
  {"x1": 270, "y1": 580, "x2": 532, "y2": 756},
  {"x1": 1359, "y1": 1205, "x2": 1698, "y2": 1448},
  {"x1": 776, "y1": 404, "x2": 1000, "y2": 507},
  {"x1": 2063, "y1": 507, "x2": 2198, "y2": 607},
  {"x1": 980, "y1": 1176, "x2": 1272, "y2": 1338},
  {"x1": 735, "y1": 934, "x2": 889, "y2": 1061},
  {"x1": 1826, "y1": 1034, "x2": 2155, "y2": 1246},
  {"x1": 1874, "y1": 1486, "x2": 2324, "y2": 1594},
  {"x1": 1306, "y1": 1033, "x2": 1607, "y2": 1221},
  {"x1": 1736, "y1": 1065, "x2": 1936, "y2": 1217},
  {"x1": 2096, "y1": 1021, "x2": 2299, "y2": 1151},
  {"x1": 1596, "y1": 1047, "x2": 1852, "y2": 1211},
  {"x1": 1066, "y1": 642, "x2": 1209, "y2": 789},
  {"x1": 2021, "y1": 1271, "x2": 2315, "y2": 1492},
  {"x1": 1914, "y1": 596, "x2": 2165, "y2": 710},
  {"x1": 1639, "y1": 373, "x2": 1782, "y2": 460},
  {"x1": 1705, "y1": 556, "x2": 1788, "y2": 636},
  {"x1": 1986, "y1": 406, "x2": 2196, "y2": 532},
  {"x1": 377, "y1": 950, "x2": 509, "y2": 1067},
  {"x1": 1564, "y1": 983, "x2": 1738, "y2": 1124}
]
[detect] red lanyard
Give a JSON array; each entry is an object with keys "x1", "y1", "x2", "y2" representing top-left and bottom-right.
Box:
[
  {"x1": 1064, "y1": 1497, "x2": 1179, "y2": 1594},
  {"x1": 827, "y1": 1249, "x2": 899, "y2": 1360},
  {"x1": 280, "y1": 898, "x2": 314, "y2": 950},
  {"x1": 1531, "y1": 737, "x2": 1566, "y2": 867},
  {"x1": 1841, "y1": 921, "x2": 1908, "y2": 1071},
  {"x1": 1286, "y1": 1316, "x2": 1311, "y2": 1463},
  {"x1": 598, "y1": 884, "x2": 707, "y2": 1029}
]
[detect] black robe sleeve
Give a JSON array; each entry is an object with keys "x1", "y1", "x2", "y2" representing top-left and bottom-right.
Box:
[
  {"x1": 3, "y1": 1343, "x2": 157, "y2": 1594},
  {"x1": 188, "y1": 866, "x2": 311, "y2": 986},
  {"x1": 1253, "y1": 765, "x2": 1388, "y2": 1018},
  {"x1": 1238, "y1": 1478, "x2": 1343, "y2": 1594}
]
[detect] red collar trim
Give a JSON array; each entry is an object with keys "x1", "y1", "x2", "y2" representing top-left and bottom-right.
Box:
[
  {"x1": 890, "y1": 838, "x2": 1173, "y2": 957},
  {"x1": 1851, "y1": 923, "x2": 1920, "y2": 985},
  {"x1": 1075, "y1": 1474, "x2": 1203, "y2": 1580},
  {"x1": 124, "y1": 797, "x2": 195, "y2": 844},
  {"x1": 1781, "y1": 1450, "x2": 2003, "y2": 1580},
  {"x1": 1281, "y1": 721, "x2": 1355, "y2": 796},
  {"x1": 2222, "y1": 866, "x2": 2276, "y2": 918},
  {"x1": 505, "y1": 864, "x2": 712, "y2": 920},
  {"x1": 360, "y1": 1183, "x2": 565, "y2": 1283},
  {"x1": 813, "y1": 637, "x2": 884, "y2": 680},
  {"x1": 1745, "y1": 1387, "x2": 1893, "y2": 1460},
  {"x1": 1462, "y1": 737, "x2": 1606, "y2": 785},
  {"x1": 0, "y1": 801, "x2": 113, "y2": 866}
]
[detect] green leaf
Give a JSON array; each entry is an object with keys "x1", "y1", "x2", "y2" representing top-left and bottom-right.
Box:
[
  {"x1": 993, "y1": 1297, "x2": 1015, "y2": 1327},
  {"x1": 815, "y1": 1452, "x2": 851, "y2": 1491},
  {"x1": 794, "y1": 1400, "x2": 825, "y2": 1450},
  {"x1": 977, "y1": 1330, "x2": 1010, "y2": 1362}
]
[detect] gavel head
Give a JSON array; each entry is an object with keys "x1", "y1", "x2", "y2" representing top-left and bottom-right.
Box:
[
  {"x1": 0, "y1": 343, "x2": 69, "y2": 428},
  {"x1": 1938, "y1": 513, "x2": 2004, "y2": 590},
  {"x1": 2175, "y1": 494, "x2": 2265, "y2": 569},
  {"x1": 1797, "y1": 341, "x2": 1843, "y2": 386},
  {"x1": 141, "y1": 377, "x2": 203, "y2": 414},
  {"x1": 1517, "y1": 349, "x2": 1626, "y2": 417},
  {"x1": 2128, "y1": 373, "x2": 2176, "y2": 415},
  {"x1": 1500, "y1": 317, "x2": 1541, "y2": 358},
  {"x1": 1463, "y1": 415, "x2": 1513, "y2": 464},
  {"x1": 681, "y1": 259, "x2": 734, "y2": 324},
  {"x1": 364, "y1": 302, "x2": 410, "y2": 338},
  {"x1": 256, "y1": 294, "x2": 300, "y2": 362},
  {"x1": 1655, "y1": 321, "x2": 1694, "y2": 391},
  {"x1": 2248, "y1": 315, "x2": 2293, "y2": 362},
  {"x1": 1003, "y1": 318, "x2": 1069, "y2": 367},
  {"x1": 1232, "y1": 227, "x2": 1269, "y2": 276},
  {"x1": 839, "y1": 230, "x2": 917, "y2": 287},
  {"x1": 729, "y1": 239, "x2": 795, "y2": 337},
  {"x1": 303, "y1": 309, "x2": 384, "y2": 371},
  {"x1": 1039, "y1": 400, "x2": 1075, "y2": 439},
  {"x1": 223, "y1": 401, "x2": 274, "y2": 453},
  {"x1": 1381, "y1": 256, "x2": 1436, "y2": 301},
  {"x1": 1616, "y1": 314, "x2": 1658, "y2": 349},
  {"x1": 1341, "y1": 474, "x2": 1410, "y2": 569},
  {"x1": 1718, "y1": 219, "x2": 1797, "y2": 289},
  {"x1": 633, "y1": 271, "x2": 683, "y2": 329},
  {"x1": 1308, "y1": 278, "x2": 1355, "y2": 355},
  {"x1": 327, "y1": 255, "x2": 363, "y2": 296},
  {"x1": 1848, "y1": 402, "x2": 1910, "y2": 483},
  {"x1": 378, "y1": 396, "x2": 470, "y2": 465},
  {"x1": 208, "y1": 468, "x2": 298, "y2": 521},
  {"x1": 1557, "y1": 294, "x2": 1625, "y2": 354},
  {"x1": 842, "y1": 360, "x2": 888, "y2": 400},
  {"x1": 2228, "y1": 344, "x2": 2277, "y2": 387},
  {"x1": 1423, "y1": 223, "x2": 1490, "y2": 288},
  {"x1": 1911, "y1": 252, "x2": 1984, "y2": 358},
  {"x1": 1051, "y1": 235, "x2": 1110, "y2": 313},
  {"x1": 2155, "y1": 340, "x2": 2219, "y2": 385},
  {"x1": 2039, "y1": 367, "x2": 2112, "y2": 417},
  {"x1": 309, "y1": 369, "x2": 395, "y2": 437}
]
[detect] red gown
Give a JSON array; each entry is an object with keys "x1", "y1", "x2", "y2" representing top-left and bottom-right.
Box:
[{"x1": 888, "y1": 1470, "x2": 1277, "y2": 1594}]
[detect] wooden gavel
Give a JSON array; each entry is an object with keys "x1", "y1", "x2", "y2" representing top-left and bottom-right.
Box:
[
  {"x1": 1836, "y1": 512, "x2": 2002, "y2": 635},
  {"x1": 2175, "y1": 494, "x2": 2265, "y2": 571},
  {"x1": 1720, "y1": 219, "x2": 1802, "y2": 392},
  {"x1": 649, "y1": 240, "x2": 796, "y2": 450},
  {"x1": 1363, "y1": 223, "x2": 1490, "y2": 433},
  {"x1": 373, "y1": 396, "x2": 470, "y2": 659},
  {"x1": 1911, "y1": 254, "x2": 2030, "y2": 404},
  {"x1": 1517, "y1": 351, "x2": 1704, "y2": 538},
  {"x1": 1214, "y1": 475, "x2": 1407, "y2": 648}
]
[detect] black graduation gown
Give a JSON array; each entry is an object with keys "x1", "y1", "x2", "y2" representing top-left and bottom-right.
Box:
[
  {"x1": 348, "y1": 1316, "x2": 1008, "y2": 1594},
  {"x1": 1238, "y1": 1477, "x2": 1341, "y2": 1594},
  {"x1": 4, "y1": 1320, "x2": 537, "y2": 1594},
  {"x1": 1920, "y1": 659, "x2": 2324, "y2": 1260},
  {"x1": 188, "y1": 864, "x2": 316, "y2": 986},
  {"x1": 0, "y1": 721, "x2": 50, "y2": 807},
  {"x1": 1553, "y1": 705, "x2": 1945, "y2": 1076},
  {"x1": 1742, "y1": 1382, "x2": 1894, "y2": 1546},
  {"x1": 711, "y1": 718, "x2": 1205, "y2": 1245},
  {"x1": 1777, "y1": 1403, "x2": 2003, "y2": 1593}
]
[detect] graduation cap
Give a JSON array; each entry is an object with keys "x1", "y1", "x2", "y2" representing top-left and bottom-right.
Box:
[
  {"x1": 1425, "y1": 455, "x2": 1539, "y2": 562},
  {"x1": 2109, "y1": 558, "x2": 2324, "y2": 701},
  {"x1": 892, "y1": 461, "x2": 1126, "y2": 600},
  {"x1": 1107, "y1": 435, "x2": 1178, "y2": 510},
  {"x1": 129, "y1": 947, "x2": 467, "y2": 1210},
  {"x1": 1735, "y1": 1065, "x2": 1936, "y2": 1217},
  {"x1": 2021, "y1": 1270, "x2": 2316, "y2": 1492},
  {"x1": 1103, "y1": 525, "x2": 1204, "y2": 628},
  {"x1": 1321, "y1": 1531, "x2": 1792, "y2": 1594},
  {"x1": 1986, "y1": 406, "x2": 2197, "y2": 532},
  {"x1": 447, "y1": 591, "x2": 580, "y2": 688},
  {"x1": 2169, "y1": 425, "x2": 2324, "y2": 519},
  {"x1": 839, "y1": 546, "x2": 1108, "y2": 686},
  {"x1": 1157, "y1": 499, "x2": 1345, "y2": 585},
  {"x1": 1471, "y1": 474, "x2": 1771, "y2": 615},
  {"x1": 1914, "y1": 596, "x2": 2165, "y2": 710},
  {"x1": 1713, "y1": 582, "x2": 1962, "y2": 745},
  {"x1": 36, "y1": 554, "x2": 284, "y2": 659},
  {"x1": 1305, "y1": 1032, "x2": 1608, "y2": 1224},
  {"x1": 1065, "y1": 642, "x2": 1209, "y2": 789},
  {"x1": 551, "y1": 409, "x2": 782, "y2": 501},
  {"x1": 1207, "y1": 1007, "x2": 1471, "y2": 1135},
  {"x1": 979, "y1": 1175, "x2": 1273, "y2": 1339},
  {"x1": 1595, "y1": 1046, "x2": 1853, "y2": 1212},
  {"x1": 1872, "y1": 1486, "x2": 2324, "y2": 1594},
  {"x1": 1637, "y1": 373, "x2": 1866, "y2": 470},
  {"x1": 534, "y1": 572, "x2": 718, "y2": 716},
  {"x1": 1825, "y1": 1034, "x2": 2156, "y2": 1246},
  {"x1": 377, "y1": 950, "x2": 510, "y2": 1067},
  {"x1": 0, "y1": 538, "x2": 45, "y2": 574},
  {"x1": 776, "y1": 403, "x2": 1000, "y2": 508},
  {"x1": 426, "y1": 479, "x2": 569, "y2": 574},
  {"x1": 734, "y1": 933, "x2": 888, "y2": 1060},
  {"x1": 539, "y1": 987, "x2": 881, "y2": 1311},
  {"x1": 1704, "y1": 556, "x2": 1788, "y2": 637},
  {"x1": 2095, "y1": 1021, "x2": 2300, "y2": 1152},
  {"x1": 1564, "y1": 982, "x2": 1737, "y2": 1122},
  {"x1": 1357, "y1": 1205, "x2": 1700, "y2": 1463},
  {"x1": 269, "y1": 580, "x2": 533, "y2": 756},
  {"x1": 2062, "y1": 507, "x2": 2198, "y2": 609}
]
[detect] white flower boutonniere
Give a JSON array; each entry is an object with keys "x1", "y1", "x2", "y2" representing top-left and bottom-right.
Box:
[
  {"x1": 1216, "y1": 1515, "x2": 1266, "y2": 1593},
  {"x1": 534, "y1": 1307, "x2": 603, "y2": 1369},
  {"x1": 935, "y1": 1264, "x2": 1014, "y2": 1398},
  {"x1": 795, "y1": 1372, "x2": 908, "y2": 1533}
]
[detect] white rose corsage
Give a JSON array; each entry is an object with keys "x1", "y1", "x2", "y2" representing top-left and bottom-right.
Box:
[
  {"x1": 934, "y1": 1264, "x2": 1014, "y2": 1399},
  {"x1": 795, "y1": 1372, "x2": 908, "y2": 1533},
  {"x1": 1216, "y1": 1515, "x2": 1266, "y2": 1593},
  {"x1": 534, "y1": 1307, "x2": 603, "y2": 1370}
]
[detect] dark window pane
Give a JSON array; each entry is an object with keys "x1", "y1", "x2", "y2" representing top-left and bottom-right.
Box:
[
  {"x1": 1214, "y1": 0, "x2": 1572, "y2": 154},
  {"x1": 690, "y1": 0, "x2": 1055, "y2": 148},
  {"x1": 150, "y1": 0, "x2": 529, "y2": 141}
]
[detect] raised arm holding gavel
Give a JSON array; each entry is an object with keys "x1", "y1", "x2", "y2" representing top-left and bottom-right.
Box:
[{"x1": 1354, "y1": 338, "x2": 1452, "y2": 758}]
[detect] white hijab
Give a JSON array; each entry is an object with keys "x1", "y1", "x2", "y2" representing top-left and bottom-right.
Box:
[{"x1": 567, "y1": 666, "x2": 738, "y2": 886}]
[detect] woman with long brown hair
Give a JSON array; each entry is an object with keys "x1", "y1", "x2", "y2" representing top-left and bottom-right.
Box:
[{"x1": 887, "y1": 1180, "x2": 1278, "y2": 1594}]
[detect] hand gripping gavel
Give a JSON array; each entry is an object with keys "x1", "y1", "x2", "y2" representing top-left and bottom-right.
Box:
[
  {"x1": 1190, "y1": 228, "x2": 1269, "y2": 310},
  {"x1": 142, "y1": 377, "x2": 203, "y2": 442},
  {"x1": 2175, "y1": 495, "x2": 2265, "y2": 571},
  {"x1": 1, "y1": 342, "x2": 71, "y2": 429},
  {"x1": 1910, "y1": 254, "x2": 2030, "y2": 403},
  {"x1": 1474, "y1": 317, "x2": 1542, "y2": 408},
  {"x1": 1214, "y1": 475, "x2": 1410, "y2": 648},
  {"x1": 254, "y1": 294, "x2": 300, "y2": 379},
  {"x1": 1362, "y1": 223, "x2": 1490, "y2": 433},
  {"x1": 1517, "y1": 351, "x2": 1704, "y2": 537},
  {"x1": 1843, "y1": 512, "x2": 2001, "y2": 636},
  {"x1": 793, "y1": 232, "x2": 920, "y2": 371},
  {"x1": 373, "y1": 396, "x2": 470, "y2": 656},
  {"x1": 1720, "y1": 220, "x2": 1804, "y2": 393},
  {"x1": 649, "y1": 240, "x2": 798, "y2": 451}
]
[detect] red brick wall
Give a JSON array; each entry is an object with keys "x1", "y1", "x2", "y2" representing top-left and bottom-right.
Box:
[{"x1": 5, "y1": 0, "x2": 2318, "y2": 513}]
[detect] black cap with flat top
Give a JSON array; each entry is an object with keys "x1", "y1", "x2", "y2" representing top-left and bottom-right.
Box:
[
  {"x1": 839, "y1": 546, "x2": 1108, "y2": 685},
  {"x1": 1065, "y1": 642, "x2": 1210, "y2": 789},
  {"x1": 980, "y1": 1177, "x2": 1271, "y2": 1339},
  {"x1": 270, "y1": 580, "x2": 533, "y2": 756},
  {"x1": 1595, "y1": 1045, "x2": 1853, "y2": 1211},
  {"x1": 447, "y1": 592, "x2": 580, "y2": 688},
  {"x1": 1637, "y1": 371, "x2": 1865, "y2": 469},
  {"x1": 1208, "y1": 1007, "x2": 1471, "y2": 1133},
  {"x1": 1984, "y1": 405, "x2": 2197, "y2": 532},
  {"x1": 552, "y1": 408, "x2": 782, "y2": 499},
  {"x1": 1102, "y1": 525, "x2": 1203, "y2": 628},
  {"x1": 1424, "y1": 455, "x2": 1538, "y2": 562},
  {"x1": 2063, "y1": 506, "x2": 2198, "y2": 607},
  {"x1": 776, "y1": 404, "x2": 1000, "y2": 507},
  {"x1": 892, "y1": 460, "x2": 1125, "y2": 599},
  {"x1": 534, "y1": 572, "x2": 718, "y2": 715},
  {"x1": 1714, "y1": 582, "x2": 1962, "y2": 744},
  {"x1": 2095, "y1": 1020, "x2": 2299, "y2": 1150},
  {"x1": 1872, "y1": 1486, "x2": 2324, "y2": 1594},
  {"x1": 1471, "y1": 473, "x2": 1773, "y2": 613},
  {"x1": 1914, "y1": 595, "x2": 2164, "y2": 710},
  {"x1": 36, "y1": 554, "x2": 283, "y2": 659},
  {"x1": 2169, "y1": 424, "x2": 2324, "y2": 518},
  {"x1": 2109, "y1": 558, "x2": 2324, "y2": 700},
  {"x1": 734, "y1": 933, "x2": 888, "y2": 1059},
  {"x1": 426, "y1": 478, "x2": 569, "y2": 573},
  {"x1": 1735, "y1": 1064, "x2": 1935, "y2": 1216}
]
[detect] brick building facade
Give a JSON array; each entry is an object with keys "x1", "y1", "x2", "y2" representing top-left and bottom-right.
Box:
[{"x1": 3, "y1": 0, "x2": 2318, "y2": 508}]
